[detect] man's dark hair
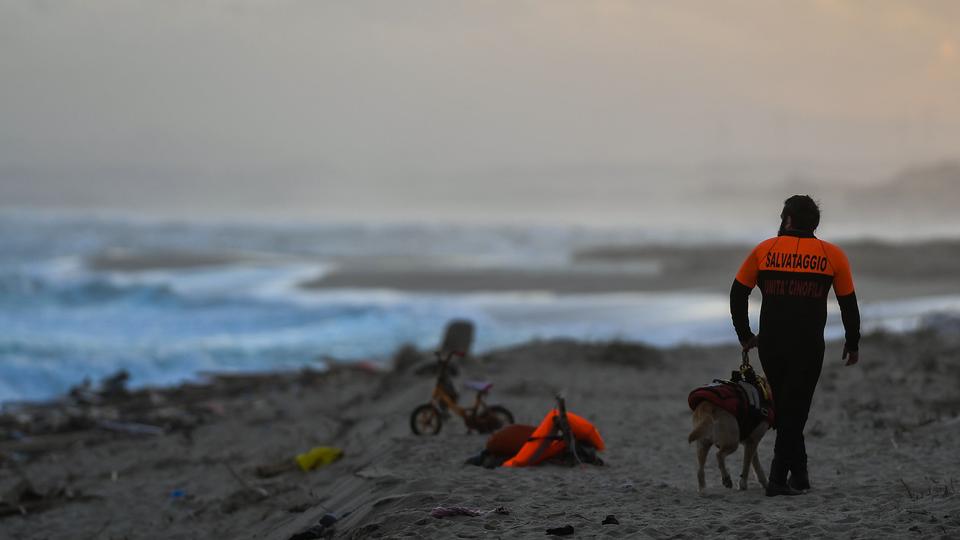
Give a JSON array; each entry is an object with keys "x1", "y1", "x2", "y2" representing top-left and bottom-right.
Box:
[{"x1": 782, "y1": 195, "x2": 820, "y2": 232}]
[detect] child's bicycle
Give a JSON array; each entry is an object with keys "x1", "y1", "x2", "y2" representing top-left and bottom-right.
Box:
[{"x1": 409, "y1": 349, "x2": 514, "y2": 435}]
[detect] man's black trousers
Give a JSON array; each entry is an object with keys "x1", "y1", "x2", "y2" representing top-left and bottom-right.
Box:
[{"x1": 758, "y1": 337, "x2": 824, "y2": 482}]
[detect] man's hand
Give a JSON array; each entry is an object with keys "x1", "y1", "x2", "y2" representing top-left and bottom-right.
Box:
[
  {"x1": 741, "y1": 335, "x2": 759, "y2": 352},
  {"x1": 843, "y1": 347, "x2": 859, "y2": 366}
]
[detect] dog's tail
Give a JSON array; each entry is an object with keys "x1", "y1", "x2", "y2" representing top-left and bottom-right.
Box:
[{"x1": 687, "y1": 402, "x2": 714, "y2": 443}]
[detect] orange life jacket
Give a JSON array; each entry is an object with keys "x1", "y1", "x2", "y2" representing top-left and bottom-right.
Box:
[{"x1": 502, "y1": 409, "x2": 604, "y2": 467}]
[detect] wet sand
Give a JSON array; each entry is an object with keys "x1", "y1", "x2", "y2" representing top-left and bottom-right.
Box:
[
  {"x1": 2, "y1": 327, "x2": 958, "y2": 539},
  {"x1": 88, "y1": 250, "x2": 256, "y2": 272}
]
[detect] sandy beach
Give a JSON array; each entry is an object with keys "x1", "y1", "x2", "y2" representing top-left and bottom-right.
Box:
[
  {"x1": 6, "y1": 2, "x2": 960, "y2": 538},
  {"x1": 2, "y1": 323, "x2": 958, "y2": 539}
]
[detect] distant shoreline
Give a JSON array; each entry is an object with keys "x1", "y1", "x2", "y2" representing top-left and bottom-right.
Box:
[{"x1": 298, "y1": 240, "x2": 960, "y2": 299}]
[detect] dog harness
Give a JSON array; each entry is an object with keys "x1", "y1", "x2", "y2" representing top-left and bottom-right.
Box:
[{"x1": 688, "y1": 379, "x2": 776, "y2": 441}]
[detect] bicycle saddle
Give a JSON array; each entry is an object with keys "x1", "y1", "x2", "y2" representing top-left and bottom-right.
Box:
[{"x1": 463, "y1": 380, "x2": 493, "y2": 393}]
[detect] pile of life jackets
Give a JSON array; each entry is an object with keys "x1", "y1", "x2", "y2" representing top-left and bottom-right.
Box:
[
  {"x1": 483, "y1": 409, "x2": 604, "y2": 467},
  {"x1": 687, "y1": 379, "x2": 775, "y2": 440}
]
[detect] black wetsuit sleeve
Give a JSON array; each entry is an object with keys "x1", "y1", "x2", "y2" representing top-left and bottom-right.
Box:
[
  {"x1": 730, "y1": 280, "x2": 755, "y2": 345},
  {"x1": 837, "y1": 292, "x2": 861, "y2": 352}
]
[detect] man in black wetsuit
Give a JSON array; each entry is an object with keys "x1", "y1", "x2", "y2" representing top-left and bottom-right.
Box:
[{"x1": 730, "y1": 195, "x2": 861, "y2": 497}]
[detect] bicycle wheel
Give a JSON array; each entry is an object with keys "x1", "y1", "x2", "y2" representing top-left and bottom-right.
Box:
[{"x1": 410, "y1": 404, "x2": 443, "y2": 435}]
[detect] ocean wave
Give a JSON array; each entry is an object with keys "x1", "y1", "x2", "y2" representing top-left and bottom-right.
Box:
[
  {"x1": 2, "y1": 278, "x2": 959, "y2": 402},
  {"x1": 0, "y1": 270, "x2": 178, "y2": 307},
  {"x1": 2, "y1": 212, "x2": 960, "y2": 403}
]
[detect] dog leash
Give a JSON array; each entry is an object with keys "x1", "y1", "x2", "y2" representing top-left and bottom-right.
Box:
[
  {"x1": 741, "y1": 349, "x2": 752, "y2": 371},
  {"x1": 740, "y1": 350, "x2": 773, "y2": 403}
]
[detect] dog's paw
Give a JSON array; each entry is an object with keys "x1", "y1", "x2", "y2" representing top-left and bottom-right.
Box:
[
  {"x1": 722, "y1": 476, "x2": 733, "y2": 489},
  {"x1": 738, "y1": 479, "x2": 748, "y2": 491}
]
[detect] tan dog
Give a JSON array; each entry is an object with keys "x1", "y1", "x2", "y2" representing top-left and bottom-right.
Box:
[{"x1": 688, "y1": 401, "x2": 768, "y2": 493}]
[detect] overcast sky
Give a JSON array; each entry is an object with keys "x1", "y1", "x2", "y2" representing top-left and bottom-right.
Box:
[{"x1": 2, "y1": 1, "x2": 958, "y2": 223}]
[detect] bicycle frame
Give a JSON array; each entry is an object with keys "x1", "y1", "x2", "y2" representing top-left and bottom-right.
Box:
[
  {"x1": 410, "y1": 348, "x2": 512, "y2": 436},
  {"x1": 430, "y1": 351, "x2": 488, "y2": 421}
]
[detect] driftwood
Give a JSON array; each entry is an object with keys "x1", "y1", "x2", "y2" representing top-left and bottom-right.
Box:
[
  {"x1": 0, "y1": 367, "x2": 338, "y2": 462},
  {"x1": 0, "y1": 364, "x2": 347, "y2": 465},
  {"x1": 0, "y1": 430, "x2": 106, "y2": 456}
]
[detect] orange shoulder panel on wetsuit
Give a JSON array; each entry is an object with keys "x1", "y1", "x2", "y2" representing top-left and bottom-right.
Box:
[
  {"x1": 735, "y1": 238, "x2": 777, "y2": 288},
  {"x1": 820, "y1": 241, "x2": 855, "y2": 296}
]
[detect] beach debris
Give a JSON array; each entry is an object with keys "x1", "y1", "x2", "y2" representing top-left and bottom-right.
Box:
[
  {"x1": 0, "y1": 417, "x2": 165, "y2": 461},
  {"x1": 67, "y1": 370, "x2": 129, "y2": 403},
  {"x1": 0, "y1": 367, "x2": 342, "y2": 462},
  {"x1": 463, "y1": 449, "x2": 507, "y2": 469},
  {"x1": 465, "y1": 424, "x2": 540, "y2": 468},
  {"x1": 486, "y1": 424, "x2": 537, "y2": 457},
  {"x1": 100, "y1": 370, "x2": 130, "y2": 397},
  {"x1": 256, "y1": 446, "x2": 344, "y2": 478},
  {"x1": 440, "y1": 319, "x2": 474, "y2": 356},
  {"x1": 413, "y1": 319, "x2": 474, "y2": 376},
  {"x1": 0, "y1": 478, "x2": 97, "y2": 519},
  {"x1": 169, "y1": 489, "x2": 187, "y2": 501},
  {"x1": 0, "y1": 430, "x2": 104, "y2": 458},
  {"x1": 409, "y1": 322, "x2": 514, "y2": 436},
  {"x1": 503, "y1": 395, "x2": 604, "y2": 467},
  {"x1": 295, "y1": 446, "x2": 344, "y2": 471},
  {"x1": 545, "y1": 524, "x2": 575, "y2": 536},
  {"x1": 352, "y1": 361, "x2": 383, "y2": 375},
  {"x1": 463, "y1": 451, "x2": 485, "y2": 467},
  {"x1": 391, "y1": 344, "x2": 426, "y2": 373},
  {"x1": 431, "y1": 506, "x2": 482, "y2": 518},
  {"x1": 288, "y1": 513, "x2": 338, "y2": 540},
  {"x1": 67, "y1": 378, "x2": 99, "y2": 405},
  {"x1": 413, "y1": 361, "x2": 460, "y2": 377},
  {"x1": 602, "y1": 514, "x2": 619, "y2": 525}
]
